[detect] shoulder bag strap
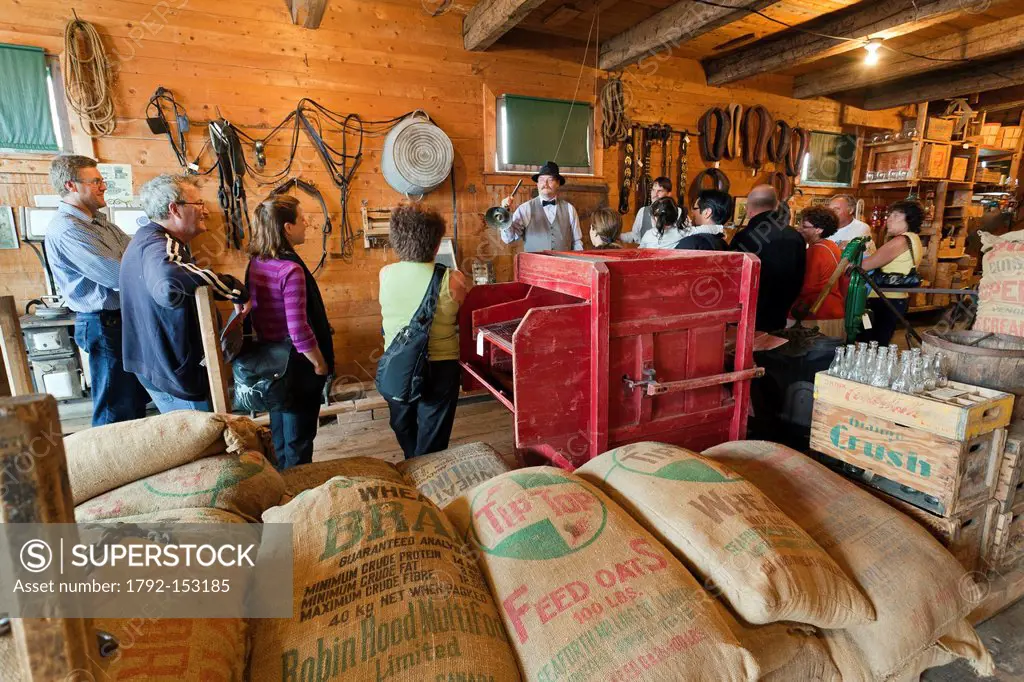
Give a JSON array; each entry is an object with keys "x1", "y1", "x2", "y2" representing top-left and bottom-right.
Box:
[{"x1": 409, "y1": 263, "x2": 447, "y2": 332}]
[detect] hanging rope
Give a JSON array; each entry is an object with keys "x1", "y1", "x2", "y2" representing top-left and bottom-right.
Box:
[
  {"x1": 62, "y1": 15, "x2": 117, "y2": 136},
  {"x1": 601, "y1": 76, "x2": 632, "y2": 148}
]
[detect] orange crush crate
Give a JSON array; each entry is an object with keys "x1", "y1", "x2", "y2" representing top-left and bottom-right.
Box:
[{"x1": 459, "y1": 250, "x2": 761, "y2": 470}]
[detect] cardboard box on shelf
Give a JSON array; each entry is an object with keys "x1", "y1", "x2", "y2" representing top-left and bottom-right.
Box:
[
  {"x1": 997, "y1": 126, "x2": 1021, "y2": 150},
  {"x1": 921, "y1": 143, "x2": 952, "y2": 178},
  {"x1": 951, "y1": 190, "x2": 972, "y2": 206},
  {"x1": 949, "y1": 157, "x2": 969, "y2": 182},
  {"x1": 981, "y1": 123, "x2": 1002, "y2": 146},
  {"x1": 926, "y1": 117, "x2": 955, "y2": 141}
]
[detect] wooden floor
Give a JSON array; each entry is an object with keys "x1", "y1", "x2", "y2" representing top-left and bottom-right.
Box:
[{"x1": 312, "y1": 397, "x2": 515, "y2": 465}]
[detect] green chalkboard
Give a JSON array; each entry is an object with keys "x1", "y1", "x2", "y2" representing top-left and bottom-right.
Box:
[{"x1": 499, "y1": 95, "x2": 593, "y2": 171}]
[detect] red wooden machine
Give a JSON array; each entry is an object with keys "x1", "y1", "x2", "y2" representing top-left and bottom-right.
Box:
[{"x1": 460, "y1": 249, "x2": 762, "y2": 470}]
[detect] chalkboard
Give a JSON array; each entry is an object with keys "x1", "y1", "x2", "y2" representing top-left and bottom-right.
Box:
[{"x1": 498, "y1": 95, "x2": 593, "y2": 173}]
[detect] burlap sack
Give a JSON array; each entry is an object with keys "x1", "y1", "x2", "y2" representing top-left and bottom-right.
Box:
[
  {"x1": 94, "y1": 507, "x2": 249, "y2": 525},
  {"x1": 95, "y1": 617, "x2": 248, "y2": 681},
  {"x1": 75, "y1": 452, "x2": 284, "y2": 523},
  {"x1": 730, "y1": 621, "x2": 840, "y2": 682},
  {"x1": 281, "y1": 456, "x2": 406, "y2": 496},
  {"x1": 0, "y1": 634, "x2": 25, "y2": 682},
  {"x1": 703, "y1": 440, "x2": 984, "y2": 681},
  {"x1": 397, "y1": 442, "x2": 511, "y2": 508},
  {"x1": 253, "y1": 477, "x2": 521, "y2": 681},
  {"x1": 577, "y1": 443, "x2": 874, "y2": 628},
  {"x1": 975, "y1": 231, "x2": 1024, "y2": 337},
  {"x1": 66, "y1": 412, "x2": 266, "y2": 505},
  {"x1": 446, "y1": 467, "x2": 759, "y2": 682}
]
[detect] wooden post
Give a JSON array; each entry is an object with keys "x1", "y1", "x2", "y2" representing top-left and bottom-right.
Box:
[
  {"x1": 195, "y1": 286, "x2": 231, "y2": 414},
  {"x1": 0, "y1": 395, "x2": 100, "y2": 680},
  {"x1": 0, "y1": 296, "x2": 34, "y2": 396}
]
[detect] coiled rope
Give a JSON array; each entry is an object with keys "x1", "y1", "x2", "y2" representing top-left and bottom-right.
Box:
[
  {"x1": 62, "y1": 16, "x2": 116, "y2": 136},
  {"x1": 601, "y1": 76, "x2": 632, "y2": 148}
]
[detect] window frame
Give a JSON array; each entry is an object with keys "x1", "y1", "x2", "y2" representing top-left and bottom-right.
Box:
[
  {"x1": 0, "y1": 51, "x2": 73, "y2": 157},
  {"x1": 800, "y1": 130, "x2": 859, "y2": 189},
  {"x1": 494, "y1": 94, "x2": 595, "y2": 176}
]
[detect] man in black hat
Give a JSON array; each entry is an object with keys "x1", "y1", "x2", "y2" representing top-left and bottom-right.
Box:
[{"x1": 499, "y1": 161, "x2": 583, "y2": 252}]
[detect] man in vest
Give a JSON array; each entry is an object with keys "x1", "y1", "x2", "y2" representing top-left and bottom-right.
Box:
[
  {"x1": 621, "y1": 176, "x2": 673, "y2": 244},
  {"x1": 499, "y1": 161, "x2": 583, "y2": 252}
]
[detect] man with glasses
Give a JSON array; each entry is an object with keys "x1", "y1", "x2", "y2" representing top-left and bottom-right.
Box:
[
  {"x1": 45, "y1": 154, "x2": 149, "y2": 425},
  {"x1": 120, "y1": 174, "x2": 249, "y2": 413}
]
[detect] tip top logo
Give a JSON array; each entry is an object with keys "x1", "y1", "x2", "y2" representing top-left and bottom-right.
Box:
[
  {"x1": 470, "y1": 472, "x2": 607, "y2": 560},
  {"x1": 20, "y1": 540, "x2": 53, "y2": 573}
]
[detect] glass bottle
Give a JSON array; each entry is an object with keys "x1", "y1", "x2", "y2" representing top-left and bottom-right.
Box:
[
  {"x1": 892, "y1": 352, "x2": 914, "y2": 393},
  {"x1": 933, "y1": 352, "x2": 948, "y2": 388},
  {"x1": 885, "y1": 347, "x2": 901, "y2": 387},
  {"x1": 870, "y1": 347, "x2": 891, "y2": 387},
  {"x1": 923, "y1": 354, "x2": 938, "y2": 391},
  {"x1": 842, "y1": 344, "x2": 857, "y2": 380},
  {"x1": 911, "y1": 356, "x2": 927, "y2": 394},
  {"x1": 829, "y1": 346, "x2": 846, "y2": 377}
]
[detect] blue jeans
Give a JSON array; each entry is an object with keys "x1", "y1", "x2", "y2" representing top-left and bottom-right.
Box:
[
  {"x1": 137, "y1": 375, "x2": 212, "y2": 414},
  {"x1": 74, "y1": 312, "x2": 149, "y2": 426},
  {"x1": 270, "y1": 360, "x2": 326, "y2": 470}
]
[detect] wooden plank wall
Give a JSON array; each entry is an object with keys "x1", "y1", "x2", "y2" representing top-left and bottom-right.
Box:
[{"x1": 0, "y1": 0, "x2": 903, "y2": 382}]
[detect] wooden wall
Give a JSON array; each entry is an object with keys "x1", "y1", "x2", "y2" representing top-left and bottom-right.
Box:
[{"x1": 0, "y1": 0, "x2": 903, "y2": 382}]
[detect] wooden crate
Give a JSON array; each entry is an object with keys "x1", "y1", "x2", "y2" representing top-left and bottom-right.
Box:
[
  {"x1": 949, "y1": 156, "x2": 969, "y2": 182},
  {"x1": 811, "y1": 402, "x2": 1004, "y2": 516},
  {"x1": 991, "y1": 501, "x2": 1024, "y2": 571},
  {"x1": 813, "y1": 372, "x2": 1014, "y2": 441},
  {"x1": 997, "y1": 126, "x2": 1021, "y2": 150},
  {"x1": 920, "y1": 143, "x2": 951, "y2": 178},
  {"x1": 995, "y1": 424, "x2": 1024, "y2": 513},
  {"x1": 981, "y1": 122, "x2": 1001, "y2": 146},
  {"x1": 925, "y1": 117, "x2": 955, "y2": 141}
]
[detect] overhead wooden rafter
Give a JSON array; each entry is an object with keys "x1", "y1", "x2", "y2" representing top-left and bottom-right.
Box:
[
  {"x1": 464, "y1": 0, "x2": 550, "y2": 51},
  {"x1": 861, "y1": 52, "x2": 1024, "y2": 110},
  {"x1": 286, "y1": 0, "x2": 329, "y2": 29},
  {"x1": 794, "y1": 15, "x2": 1024, "y2": 99},
  {"x1": 703, "y1": 0, "x2": 1012, "y2": 87},
  {"x1": 599, "y1": 0, "x2": 778, "y2": 72}
]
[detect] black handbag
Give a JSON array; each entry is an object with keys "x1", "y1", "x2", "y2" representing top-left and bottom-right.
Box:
[
  {"x1": 871, "y1": 235, "x2": 921, "y2": 289},
  {"x1": 375, "y1": 264, "x2": 446, "y2": 404},
  {"x1": 232, "y1": 340, "x2": 294, "y2": 413}
]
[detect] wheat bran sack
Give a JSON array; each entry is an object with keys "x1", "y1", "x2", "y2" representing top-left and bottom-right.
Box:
[
  {"x1": 75, "y1": 451, "x2": 284, "y2": 523},
  {"x1": 66, "y1": 412, "x2": 264, "y2": 504},
  {"x1": 253, "y1": 477, "x2": 521, "y2": 682},
  {"x1": 446, "y1": 467, "x2": 759, "y2": 682},
  {"x1": 94, "y1": 617, "x2": 248, "y2": 681},
  {"x1": 577, "y1": 442, "x2": 874, "y2": 628},
  {"x1": 281, "y1": 456, "x2": 406, "y2": 496},
  {"x1": 703, "y1": 440, "x2": 984, "y2": 681},
  {"x1": 397, "y1": 442, "x2": 511, "y2": 508},
  {"x1": 94, "y1": 506, "x2": 250, "y2": 525}
]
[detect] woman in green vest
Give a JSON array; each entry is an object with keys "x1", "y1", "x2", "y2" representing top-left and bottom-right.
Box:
[{"x1": 378, "y1": 205, "x2": 468, "y2": 458}]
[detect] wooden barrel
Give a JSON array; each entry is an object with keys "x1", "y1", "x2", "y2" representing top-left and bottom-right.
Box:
[{"x1": 921, "y1": 330, "x2": 1024, "y2": 420}]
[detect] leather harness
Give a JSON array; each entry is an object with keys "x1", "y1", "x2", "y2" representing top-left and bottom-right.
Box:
[
  {"x1": 767, "y1": 120, "x2": 792, "y2": 164},
  {"x1": 699, "y1": 107, "x2": 730, "y2": 162},
  {"x1": 689, "y1": 168, "x2": 730, "y2": 207},
  {"x1": 725, "y1": 104, "x2": 742, "y2": 160},
  {"x1": 786, "y1": 127, "x2": 811, "y2": 177},
  {"x1": 741, "y1": 105, "x2": 773, "y2": 170},
  {"x1": 619, "y1": 127, "x2": 634, "y2": 215},
  {"x1": 209, "y1": 118, "x2": 250, "y2": 250}
]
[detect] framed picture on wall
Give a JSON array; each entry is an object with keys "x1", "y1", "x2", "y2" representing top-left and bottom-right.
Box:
[
  {"x1": 0, "y1": 206, "x2": 18, "y2": 249},
  {"x1": 733, "y1": 197, "x2": 748, "y2": 227}
]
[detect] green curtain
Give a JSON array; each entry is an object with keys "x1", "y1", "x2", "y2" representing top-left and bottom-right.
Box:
[
  {"x1": 503, "y1": 95, "x2": 591, "y2": 168},
  {"x1": 0, "y1": 44, "x2": 58, "y2": 152}
]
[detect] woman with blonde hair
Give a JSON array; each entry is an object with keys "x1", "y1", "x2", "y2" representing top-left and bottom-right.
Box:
[{"x1": 245, "y1": 193, "x2": 333, "y2": 469}]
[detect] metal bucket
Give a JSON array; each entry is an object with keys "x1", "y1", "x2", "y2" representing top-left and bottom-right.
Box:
[{"x1": 381, "y1": 110, "x2": 453, "y2": 198}]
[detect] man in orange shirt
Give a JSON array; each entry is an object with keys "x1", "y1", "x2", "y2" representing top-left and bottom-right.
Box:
[{"x1": 790, "y1": 206, "x2": 847, "y2": 339}]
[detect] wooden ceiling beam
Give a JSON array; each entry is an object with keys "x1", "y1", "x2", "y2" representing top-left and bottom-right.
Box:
[
  {"x1": 703, "y1": 0, "x2": 1008, "y2": 87},
  {"x1": 861, "y1": 52, "x2": 1024, "y2": 110},
  {"x1": 794, "y1": 15, "x2": 1024, "y2": 99},
  {"x1": 464, "y1": 0, "x2": 550, "y2": 51},
  {"x1": 598, "y1": 0, "x2": 778, "y2": 72},
  {"x1": 286, "y1": 0, "x2": 329, "y2": 29}
]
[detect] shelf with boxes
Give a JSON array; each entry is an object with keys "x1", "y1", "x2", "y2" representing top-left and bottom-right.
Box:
[{"x1": 810, "y1": 370, "x2": 1016, "y2": 573}]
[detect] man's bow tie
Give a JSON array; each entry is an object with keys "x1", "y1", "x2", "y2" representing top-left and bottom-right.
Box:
[{"x1": 542, "y1": 199, "x2": 557, "y2": 207}]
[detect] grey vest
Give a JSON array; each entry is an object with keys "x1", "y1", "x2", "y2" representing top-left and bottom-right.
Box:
[
  {"x1": 638, "y1": 206, "x2": 654, "y2": 240},
  {"x1": 524, "y1": 197, "x2": 573, "y2": 252}
]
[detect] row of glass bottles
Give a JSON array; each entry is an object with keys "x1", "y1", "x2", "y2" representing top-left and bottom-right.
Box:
[{"x1": 828, "y1": 342, "x2": 948, "y2": 394}]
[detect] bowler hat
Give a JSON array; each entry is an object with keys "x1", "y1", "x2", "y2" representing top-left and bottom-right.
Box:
[{"x1": 532, "y1": 161, "x2": 566, "y2": 185}]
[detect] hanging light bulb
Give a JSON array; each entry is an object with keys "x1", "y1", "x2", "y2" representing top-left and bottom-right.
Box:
[{"x1": 864, "y1": 39, "x2": 882, "y2": 66}]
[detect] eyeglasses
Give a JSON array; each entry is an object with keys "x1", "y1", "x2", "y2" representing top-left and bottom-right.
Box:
[
  {"x1": 174, "y1": 201, "x2": 206, "y2": 207},
  {"x1": 74, "y1": 177, "x2": 106, "y2": 187}
]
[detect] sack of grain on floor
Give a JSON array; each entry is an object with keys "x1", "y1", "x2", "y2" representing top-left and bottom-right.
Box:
[
  {"x1": 397, "y1": 442, "x2": 511, "y2": 508},
  {"x1": 253, "y1": 477, "x2": 521, "y2": 682},
  {"x1": 280, "y1": 456, "x2": 407, "y2": 497},
  {"x1": 577, "y1": 442, "x2": 874, "y2": 628},
  {"x1": 75, "y1": 451, "x2": 284, "y2": 523},
  {"x1": 703, "y1": 440, "x2": 988, "y2": 681},
  {"x1": 65, "y1": 411, "x2": 267, "y2": 505},
  {"x1": 974, "y1": 230, "x2": 1024, "y2": 337},
  {"x1": 95, "y1": 617, "x2": 248, "y2": 682},
  {"x1": 729, "y1": 621, "x2": 841, "y2": 682},
  {"x1": 446, "y1": 467, "x2": 759, "y2": 682}
]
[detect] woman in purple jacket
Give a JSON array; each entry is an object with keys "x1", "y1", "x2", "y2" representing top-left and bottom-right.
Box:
[{"x1": 246, "y1": 194, "x2": 334, "y2": 469}]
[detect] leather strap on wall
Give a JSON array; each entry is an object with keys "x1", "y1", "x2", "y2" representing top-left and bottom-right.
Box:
[
  {"x1": 689, "y1": 168, "x2": 731, "y2": 207},
  {"x1": 699, "y1": 107, "x2": 729, "y2": 162},
  {"x1": 786, "y1": 127, "x2": 811, "y2": 177},
  {"x1": 677, "y1": 133, "x2": 689, "y2": 206},
  {"x1": 742, "y1": 105, "x2": 773, "y2": 170},
  {"x1": 619, "y1": 128, "x2": 634, "y2": 215},
  {"x1": 767, "y1": 120, "x2": 791, "y2": 163},
  {"x1": 725, "y1": 103, "x2": 742, "y2": 160},
  {"x1": 766, "y1": 170, "x2": 793, "y2": 202}
]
